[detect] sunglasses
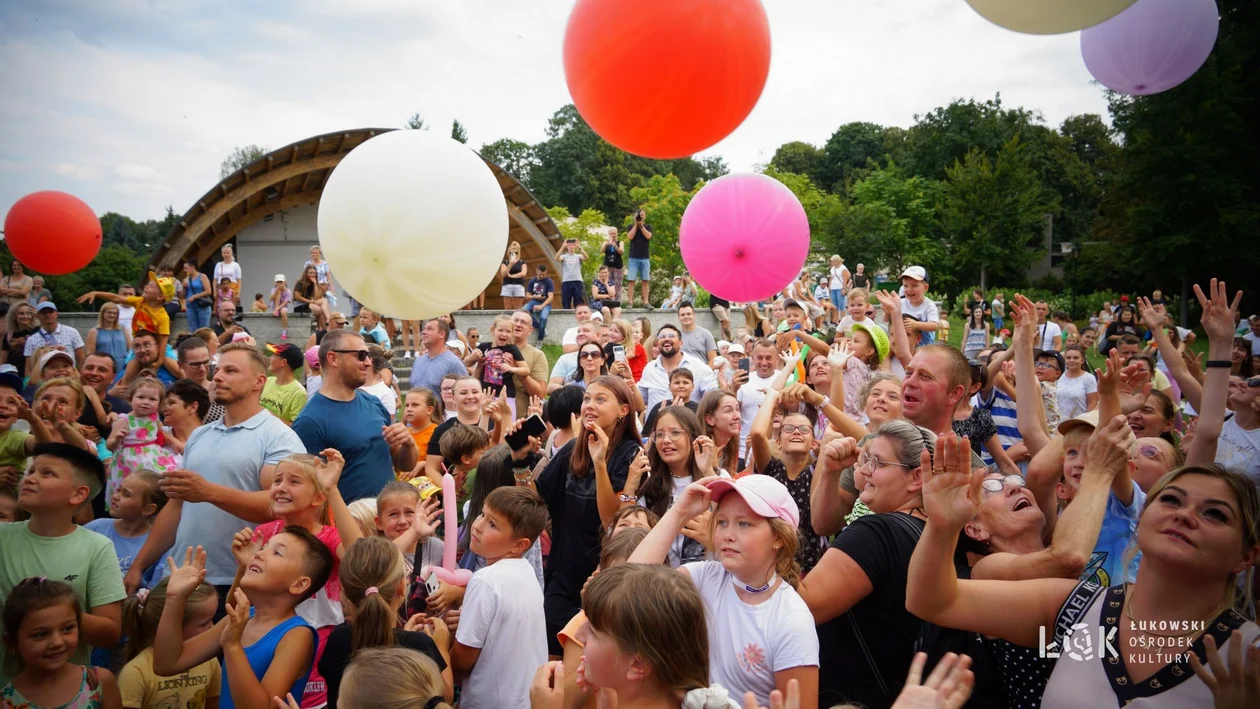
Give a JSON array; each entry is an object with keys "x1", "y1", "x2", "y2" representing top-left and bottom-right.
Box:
[
  {"x1": 333, "y1": 349, "x2": 370, "y2": 362},
  {"x1": 579, "y1": 350, "x2": 604, "y2": 360},
  {"x1": 981, "y1": 474, "x2": 1026, "y2": 495},
  {"x1": 1247, "y1": 377, "x2": 1260, "y2": 388}
]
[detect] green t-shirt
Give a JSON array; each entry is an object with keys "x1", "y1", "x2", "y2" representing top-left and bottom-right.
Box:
[
  {"x1": 0, "y1": 522, "x2": 127, "y2": 685},
  {"x1": 261, "y1": 377, "x2": 308, "y2": 424},
  {"x1": 0, "y1": 428, "x2": 32, "y2": 471}
]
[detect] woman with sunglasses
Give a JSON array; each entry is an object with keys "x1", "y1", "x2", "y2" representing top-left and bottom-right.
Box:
[
  {"x1": 567, "y1": 342, "x2": 608, "y2": 389},
  {"x1": 797, "y1": 419, "x2": 941, "y2": 708},
  {"x1": 908, "y1": 430, "x2": 1260, "y2": 709}
]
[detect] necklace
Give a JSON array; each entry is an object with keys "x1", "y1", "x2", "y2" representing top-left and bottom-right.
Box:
[
  {"x1": 1122, "y1": 583, "x2": 1223, "y2": 639},
  {"x1": 734, "y1": 573, "x2": 777, "y2": 594}
]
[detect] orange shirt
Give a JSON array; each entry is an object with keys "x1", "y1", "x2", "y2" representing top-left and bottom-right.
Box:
[{"x1": 126, "y1": 295, "x2": 170, "y2": 336}]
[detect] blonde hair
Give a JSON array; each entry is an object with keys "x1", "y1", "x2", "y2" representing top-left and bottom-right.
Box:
[
  {"x1": 340, "y1": 648, "x2": 450, "y2": 709},
  {"x1": 34, "y1": 377, "x2": 86, "y2": 414},
  {"x1": 705, "y1": 501, "x2": 802, "y2": 589},
  {"x1": 340, "y1": 537, "x2": 407, "y2": 655},
  {"x1": 609, "y1": 318, "x2": 632, "y2": 344},
  {"x1": 273, "y1": 453, "x2": 330, "y2": 524},
  {"x1": 506, "y1": 240, "x2": 521, "y2": 257},
  {"x1": 126, "y1": 375, "x2": 165, "y2": 402},
  {"x1": 405, "y1": 388, "x2": 444, "y2": 426},
  {"x1": 347, "y1": 498, "x2": 379, "y2": 538},
  {"x1": 847, "y1": 287, "x2": 869, "y2": 303},
  {"x1": 97, "y1": 302, "x2": 121, "y2": 330}
]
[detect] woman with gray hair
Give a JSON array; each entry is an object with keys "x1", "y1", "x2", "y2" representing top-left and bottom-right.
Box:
[{"x1": 797, "y1": 419, "x2": 941, "y2": 708}]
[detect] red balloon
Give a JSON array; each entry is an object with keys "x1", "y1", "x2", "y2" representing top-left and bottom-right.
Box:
[
  {"x1": 4, "y1": 191, "x2": 102, "y2": 275},
  {"x1": 563, "y1": 0, "x2": 771, "y2": 160}
]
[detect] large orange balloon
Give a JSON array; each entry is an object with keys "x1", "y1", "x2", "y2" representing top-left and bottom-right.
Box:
[
  {"x1": 563, "y1": 0, "x2": 771, "y2": 160},
  {"x1": 4, "y1": 191, "x2": 102, "y2": 275}
]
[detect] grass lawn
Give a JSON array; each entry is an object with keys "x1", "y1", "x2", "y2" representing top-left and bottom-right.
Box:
[{"x1": 542, "y1": 343, "x2": 565, "y2": 370}]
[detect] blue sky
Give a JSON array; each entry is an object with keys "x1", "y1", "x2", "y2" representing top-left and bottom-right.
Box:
[{"x1": 0, "y1": 0, "x2": 1109, "y2": 223}]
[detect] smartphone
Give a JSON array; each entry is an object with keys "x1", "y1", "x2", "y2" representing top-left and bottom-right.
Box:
[
  {"x1": 506, "y1": 413, "x2": 547, "y2": 451},
  {"x1": 613, "y1": 344, "x2": 627, "y2": 362},
  {"x1": 738, "y1": 357, "x2": 751, "y2": 374},
  {"x1": 423, "y1": 571, "x2": 441, "y2": 597}
]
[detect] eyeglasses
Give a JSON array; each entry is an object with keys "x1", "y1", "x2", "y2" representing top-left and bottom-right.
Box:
[
  {"x1": 651, "y1": 429, "x2": 686, "y2": 443},
  {"x1": 861, "y1": 453, "x2": 912, "y2": 472},
  {"x1": 1035, "y1": 361, "x2": 1062, "y2": 372},
  {"x1": 980, "y1": 475, "x2": 1026, "y2": 495},
  {"x1": 333, "y1": 349, "x2": 370, "y2": 362},
  {"x1": 579, "y1": 350, "x2": 604, "y2": 360},
  {"x1": 780, "y1": 424, "x2": 812, "y2": 435},
  {"x1": 183, "y1": 359, "x2": 210, "y2": 369}
]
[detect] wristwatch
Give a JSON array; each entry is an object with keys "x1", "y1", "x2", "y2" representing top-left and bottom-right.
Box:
[{"x1": 619, "y1": 493, "x2": 639, "y2": 504}]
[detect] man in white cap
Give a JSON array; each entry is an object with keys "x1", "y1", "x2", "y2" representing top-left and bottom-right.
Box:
[
  {"x1": 898, "y1": 265, "x2": 939, "y2": 346},
  {"x1": 24, "y1": 302, "x2": 85, "y2": 370}
]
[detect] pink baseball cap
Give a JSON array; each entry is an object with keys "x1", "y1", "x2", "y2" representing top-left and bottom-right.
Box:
[
  {"x1": 304, "y1": 346, "x2": 320, "y2": 370},
  {"x1": 703, "y1": 475, "x2": 800, "y2": 528}
]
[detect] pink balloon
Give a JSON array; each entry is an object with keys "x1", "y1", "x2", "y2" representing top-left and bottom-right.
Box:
[
  {"x1": 441, "y1": 472, "x2": 457, "y2": 571},
  {"x1": 1081, "y1": 0, "x2": 1219, "y2": 96},
  {"x1": 680, "y1": 173, "x2": 810, "y2": 302},
  {"x1": 420, "y1": 565, "x2": 473, "y2": 588}
]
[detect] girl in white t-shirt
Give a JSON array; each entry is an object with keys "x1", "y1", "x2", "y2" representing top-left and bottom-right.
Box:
[
  {"x1": 1055, "y1": 345, "x2": 1098, "y2": 419},
  {"x1": 627, "y1": 476, "x2": 820, "y2": 705}
]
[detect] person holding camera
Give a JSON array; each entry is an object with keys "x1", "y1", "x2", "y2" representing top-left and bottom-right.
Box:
[
  {"x1": 558, "y1": 237, "x2": 587, "y2": 309},
  {"x1": 601, "y1": 227, "x2": 624, "y2": 295},
  {"x1": 625, "y1": 209, "x2": 653, "y2": 309}
]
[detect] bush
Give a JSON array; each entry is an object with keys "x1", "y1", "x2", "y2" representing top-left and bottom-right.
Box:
[{"x1": 951, "y1": 287, "x2": 1138, "y2": 323}]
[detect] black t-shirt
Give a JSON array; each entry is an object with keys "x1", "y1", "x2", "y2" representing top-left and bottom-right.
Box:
[
  {"x1": 602, "y1": 242, "x2": 623, "y2": 270},
  {"x1": 536, "y1": 439, "x2": 638, "y2": 635},
  {"x1": 502, "y1": 258, "x2": 527, "y2": 286},
  {"x1": 526, "y1": 277, "x2": 555, "y2": 303},
  {"x1": 759, "y1": 457, "x2": 823, "y2": 573},
  {"x1": 851, "y1": 273, "x2": 870, "y2": 290},
  {"x1": 967, "y1": 300, "x2": 990, "y2": 319},
  {"x1": 708, "y1": 295, "x2": 730, "y2": 309},
  {"x1": 628, "y1": 223, "x2": 651, "y2": 259},
  {"x1": 818, "y1": 512, "x2": 926, "y2": 709},
  {"x1": 952, "y1": 408, "x2": 997, "y2": 457},
  {"x1": 476, "y1": 342, "x2": 524, "y2": 397},
  {"x1": 641, "y1": 400, "x2": 699, "y2": 436},
  {"x1": 427, "y1": 417, "x2": 462, "y2": 457},
  {"x1": 211, "y1": 320, "x2": 250, "y2": 337},
  {"x1": 318, "y1": 624, "x2": 447, "y2": 709}
]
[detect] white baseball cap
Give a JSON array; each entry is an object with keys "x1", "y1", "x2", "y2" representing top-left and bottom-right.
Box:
[
  {"x1": 899, "y1": 266, "x2": 928, "y2": 282},
  {"x1": 274, "y1": 273, "x2": 286, "y2": 282}
]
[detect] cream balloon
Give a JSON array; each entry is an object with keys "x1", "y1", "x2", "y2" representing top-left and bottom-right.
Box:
[
  {"x1": 965, "y1": 0, "x2": 1136, "y2": 35},
  {"x1": 317, "y1": 130, "x2": 509, "y2": 321}
]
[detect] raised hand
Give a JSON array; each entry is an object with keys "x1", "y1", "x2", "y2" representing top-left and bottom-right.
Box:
[
  {"x1": 232, "y1": 527, "x2": 262, "y2": 568},
  {"x1": 1189, "y1": 630, "x2": 1260, "y2": 709},
  {"x1": 890, "y1": 652, "x2": 975, "y2": 709},
  {"x1": 585, "y1": 419, "x2": 610, "y2": 463},
  {"x1": 692, "y1": 435, "x2": 716, "y2": 474},
  {"x1": 1194, "y1": 278, "x2": 1244, "y2": 345},
  {"x1": 874, "y1": 288, "x2": 902, "y2": 318},
  {"x1": 165, "y1": 546, "x2": 208, "y2": 599},
  {"x1": 271, "y1": 694, "x2": 301, "y2": 709},
  {"x1": 744, "y1": 679, "x2": 802, "y2": 709},
  {"x1": 672, "y1": 481, "x2": 713, "y2": 521},
  {"x1": 220, "y1": 587, "x2": 251, "y2": 649},
  {"x1": 413, "y1": 495, "x2": 442, "y2": 539},
  {"x1": 1136, "y1": 296, "x2": 1166, "y2": 331},
  {"x1": 1085, "y1": 416, "x2": 1133, "y2": 480},
  {"x1": 818, "y1": 436, "x2": 860, "y2": 475},
  {"x1": 625, "y1": 448, "x2": 650, "y2": 495},
  {"x1": 315, "y1": 449, "x2": 346, "y2": 490},
  {"x1": 527, "y1": 395, "x2": 544, "y2": 419},
  {"x1": 781, "y1": 382, "x2": 822, "y2": 409},
  {"x1": 1010, "y1": 294, "x2": 1037, "y2": 349},
  {"x1": 828, "y1": 339, "x2": 854, "y2": 370},
  {"x1": 75, "y1": 292, "x2": 97, "y2": 305},
  {"x1": 1096, "y1": 349, "x2": 1124, "y2": 397},
  {"x1": 920, "y1": 432, "x2": 982, "y2": 530}
]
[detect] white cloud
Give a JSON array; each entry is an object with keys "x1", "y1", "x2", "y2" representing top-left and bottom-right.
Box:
[{"x1": 0, "y1": 0, "x2": 1112, "y2": 223}]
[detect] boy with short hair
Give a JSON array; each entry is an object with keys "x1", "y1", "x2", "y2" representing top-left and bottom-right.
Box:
[
  {"x1": 0, "y1": 443, "x2": 126, "y2": 685},
  {"x1": 898, "y1": 266, "x2": 939, "y2": 346},
  {"x1": 438, "y1": 423, "x2": 492, "y2": 485},
  {"x1": 642, "y1": 368, "x2": 698, "y2": 434},
  {"x1": 153, "y1": 526, "x2": 334, "y2": 708},
  {"x1": 837, "y1": 288, "x2": 871, "y2": 336},
  {"x1": 0, "y1": 369, "x2": 58, "y2": 478},
  {"x1": 449, "y1": 486, "x2": 549, "y2": 708}
]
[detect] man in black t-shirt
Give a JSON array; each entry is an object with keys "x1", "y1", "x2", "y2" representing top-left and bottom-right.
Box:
[
  {"x1": 601, "y1": 227, "x2": 624, "y2": 296},
  {"x1": 624, "y1": 209, "x2": 653, "y2": 309}
]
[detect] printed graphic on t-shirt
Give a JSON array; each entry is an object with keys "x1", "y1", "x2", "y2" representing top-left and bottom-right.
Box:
[
  {"x1": 737, "y1": 642, "x2": 769, "y2": 674},
  {"x1": 483, "y1": 347, "x2": 508, "y2": 388}
]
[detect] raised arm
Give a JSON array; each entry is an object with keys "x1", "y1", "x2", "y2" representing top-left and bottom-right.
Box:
[
  {"x1": 152, "y1": 547, "x2": 226, "y2": 676},
  {"x1": 1138, "y1": 297, "x2": 1203, "y2": 411},
  {"x1": 628, "y1": 482, "x2": 709, "y2": 573},
  {"x1": 873, "y1": 290, "x2": 912, "y2": 368},
  {"x1": 809, "y1": 436, "x2": 860, "y2": 537},
  {"x1": 1010, "y1": 295, "x2": 1050, "y2": 455},
  {"x1": 1186, "y1": 280, "x2": 1244, "y2": 466}
]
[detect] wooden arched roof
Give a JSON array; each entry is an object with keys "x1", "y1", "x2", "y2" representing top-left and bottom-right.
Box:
[{"x1": 148, "y1": 128, "x2": 562, "y2": 306}]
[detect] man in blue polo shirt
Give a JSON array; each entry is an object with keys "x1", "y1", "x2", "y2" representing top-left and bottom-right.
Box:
[{"x1": 294, "y1": 329, "x2": 418, "y2": 502}]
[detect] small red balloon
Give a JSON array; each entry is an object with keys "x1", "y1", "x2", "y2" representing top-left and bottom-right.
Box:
[
  {"x1": 4, "y1": 191, "x2": 102, "y2": 275},
  {"x1": 563, "y1": 0, "x2": 772, "y2": 160}
]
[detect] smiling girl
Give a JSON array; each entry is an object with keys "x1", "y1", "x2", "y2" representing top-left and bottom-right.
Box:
[{"x1": 106, "y1": 378, "x2": 180, "y2": 506}]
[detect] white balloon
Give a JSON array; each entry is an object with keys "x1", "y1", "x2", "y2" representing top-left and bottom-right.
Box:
[
  {"x1": 317, "y1": 130, "x2": 508, "y2": 321},
  {"x1": 965, "y1": 0, "x2": 1137, "y2": 35}
]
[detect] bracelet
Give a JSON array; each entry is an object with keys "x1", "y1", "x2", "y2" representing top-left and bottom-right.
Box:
[
  {"x1": 618, "y1": 493, "x2": 638, "y2": 504},
  {"x1": 1205, "y1": 360, "x2": 1232, "y2": 369},
  {"x1": 819, "y1": 395, "x2": 831, "y2": 409}
]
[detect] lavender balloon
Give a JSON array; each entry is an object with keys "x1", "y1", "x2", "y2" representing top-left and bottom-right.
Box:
[{"x1": 1081, "y1": 0, "x2": 1219, "y2": 96}]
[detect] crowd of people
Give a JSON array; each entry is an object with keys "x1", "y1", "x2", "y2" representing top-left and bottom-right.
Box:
[{"x1": 1, "y1": 240, "x2": 1258, "y2": 709}]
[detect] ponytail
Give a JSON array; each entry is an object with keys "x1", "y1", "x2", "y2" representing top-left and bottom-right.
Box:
[
  {"x1": 340, "y1": 536, "x2": 407, "y2": 656},
  {"x1": 122, "y1": 578, "x2": 217, "y2": 661}
]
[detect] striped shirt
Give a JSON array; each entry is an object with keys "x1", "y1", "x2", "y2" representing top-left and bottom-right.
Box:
[{"x1": 974, "y1": 389, "x2": 1021, "y2": 467}]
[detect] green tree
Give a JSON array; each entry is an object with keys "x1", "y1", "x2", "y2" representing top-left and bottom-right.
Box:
[
  {"x1": 939, "y1": 137, "x2": 1055, "y2": 294},
  {"x1": 760, "y1": 168, "x2": 844, "y2": 261},
  {"x1": 219, "y1": 145, "x2": 268, "y2": 179},
  {"x1": 1, "y1": 243, "x2": 148, "y2": 312},
  {"x1": 405, "y1": 113, "x2": 428, "y2": 130},
  {"x1": 769, "y1": 141, "x2": 826, "y2": 187},
  {"x1": 480, "y1": 139, "x2": 538, "y2": 189},
  {"x1": 821, "y1": 122, "x2": 889, "y2": 192},
  {"x1": 838, "y1": 165, "x2": 944, "y2": 280},
  {"x1": 451, "y1": 119, "x2": 468, "y2": 144},
  {"x1": 904, "y1": 96, "x2": 1040, "y2": 180},
  {"x1": 628, "y1": 174, "x2": 702, "y2": 298}
]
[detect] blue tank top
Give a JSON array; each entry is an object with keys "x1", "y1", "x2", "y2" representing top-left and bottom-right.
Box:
[
  {"x1": 95, "y1": 328, "x2": 128, "y2": 370},
  {"x1": 186, "y1": 273, "x2": 210, "y2": 308},
  {"x1": 221, "y1": 612, "x2": 316, "y2": 709}
]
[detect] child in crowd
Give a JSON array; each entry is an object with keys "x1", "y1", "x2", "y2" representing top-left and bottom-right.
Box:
[
  {"x1": 154, "y1": 529, "x2": 333, "y2": 709},
  {"x1": 453, "y1": 446, "x2": 544, "y2": 586},
  {"x1": 449, "y1": 486, "x2": 549, "y2": 708},
  {"x1": 375, "y1": 481, "x2": 443, "y2": 582},
  {"x1": 437, "y1": 424, "x2": 491, "y2": 520},
  {"x1": 0, "y1": 487, "x2": 23, "y2": 523},
  {"x1": 833, "y1": 322, "x2": 888, "y2": 417},
  {"x1": 556, "y1": 526, "x2": 650, "y2": 708},
  {"x1": 238, "y1": 450, "x2": 361, "y2": 709},
  {"x1": 400, "y1": 389, "x2": 442, "y2": 484},
  {"x1": 149, "y1": 266, "x2": 181, "y2": 320},
  {"x1": 317, "y1": 536, "x2": 451, "y2": 709},
  {"x1": 86, "y1": 470, "x2": 168, "y2": 597},
  {"x1": 629, "y1": 476, "x2": 820, "y2": 705},
  {"x1": 0, "y1": 444, "x2": 125, "y2": 686},
  {"x1": 345, "y1": 498, "x2": 378, "y2": 539},
  {"x1": 641, "y1": 368, "x2": 697, "y2": 435},
  {"x1": 661, "y1": 276, "x2": 686, "y2": 310},
  {"x1": 898, "y1": 266, "x2": 939, "y2": 346},
  {"x1": 1, "y1": 372, "x2": 57, "y2": 474},
  {"x1": 329, "y1": 647, "x2": 450, "y2": 709},
  {"x1": 0, "y1": 578, "x2": 123, "y2": 707},
  {"x1": 304, "y1": 346, "x2": 323, "y2": 398},
  {"x1": 106, "y1": 377, "x2": 180, "y2": 505},
  {"x1": 357, "y1": 309, "x2": 390, "y2": 348},
  {"x1": 472, "y1": 316, "x2": 524, "y2": 417},
  {"x1": 222, "y1": 280, "x2": 242, "y2": 311},
  {"x1": 117, "y1": 578, "x2": 220, "y2": 709},
  {"x1": 537, "y1": 564, "x2": 714, "y2": 708},
  {"x1": 251, "y1": 293, "x2": 267, "y2": 313},
  {"x1": 270, "y1": 275, "x2": 292, "y2": 341},
  {"x1": 76, "y1": 279, "x2": 180, "y2": 380}
]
